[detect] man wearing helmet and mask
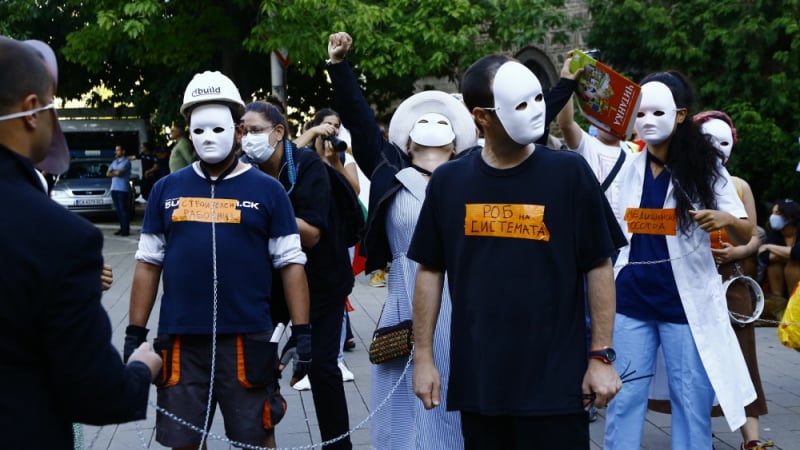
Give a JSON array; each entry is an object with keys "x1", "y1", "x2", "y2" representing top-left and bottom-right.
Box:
[
  {"x1": 408, "y1": 55, "x2": 626, "y2": 448},
  {"x1": 126, "y1": 71, "x2": 311, "y2": 448}
]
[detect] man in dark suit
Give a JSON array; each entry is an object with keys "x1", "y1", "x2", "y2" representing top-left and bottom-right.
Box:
[{"x1": 0, "y1": 37, "x2": 161, "y2": 449}]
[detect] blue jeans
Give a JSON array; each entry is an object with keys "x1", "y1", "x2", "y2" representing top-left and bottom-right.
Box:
[
  {"x1": 111, "y1": 190, "x2": 130, "y2": 233},
  {"x1": 604, "y1": 313, "x2": 715, "y2": 450}
]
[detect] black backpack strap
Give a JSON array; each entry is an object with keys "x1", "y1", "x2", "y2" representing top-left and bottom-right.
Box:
[{"x1": 601, "y1": 147, "x2": 627, "y2": 192}]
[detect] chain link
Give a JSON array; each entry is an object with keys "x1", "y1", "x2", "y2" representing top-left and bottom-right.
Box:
[
  {"x1": 131, "y1": 350, "x2": 416, "y2": 450},
  {"x1": 119, "y1": 179, "x2": 416, "y2": 450}
]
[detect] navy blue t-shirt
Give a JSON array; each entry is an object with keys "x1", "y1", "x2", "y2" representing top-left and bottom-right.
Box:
[
  {"x1": 615, "y1": 161, "x2": 686, "y2": 323},
  {"x1": 143, "y1": 165, "x2": 299, "y2": 334}
]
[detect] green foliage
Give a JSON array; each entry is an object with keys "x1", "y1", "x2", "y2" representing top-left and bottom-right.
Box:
[
  {"x1": 1, "y1": 0, "x2": 573, "y2": 132},
  {"x1": 587, "y1": 0, "x2": 800, "y2": 220}
]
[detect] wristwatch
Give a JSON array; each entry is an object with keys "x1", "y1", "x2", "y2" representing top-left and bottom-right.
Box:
[{"x1": 588, "y1": 347, "x2": 616, "y2": 364}]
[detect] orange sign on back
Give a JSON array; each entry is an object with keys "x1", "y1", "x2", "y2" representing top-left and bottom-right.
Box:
[{"x1": 464, "y1": 203, "x2": 550, "y2": 241}]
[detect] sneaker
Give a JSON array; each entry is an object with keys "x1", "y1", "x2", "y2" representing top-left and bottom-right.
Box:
[
  {"x1": 369, "y1": 270, "x2": 386, "y2": 288},
  {"x1": 135, "y1": 195, "x2": 147, "y2": 204},
  {"x1": 292, "y1": 375, "x2": 311, "y2": 391},
  {"x1": 741, "y1": 440, "x2": 775, "y2": 450},
  {"x1": 338, "y1": 362, "x2": 355, "y2": 382}
]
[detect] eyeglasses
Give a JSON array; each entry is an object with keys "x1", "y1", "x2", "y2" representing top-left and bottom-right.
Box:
[{"x1": 242, "y1": 125, "x2": 274, "y2": 135}]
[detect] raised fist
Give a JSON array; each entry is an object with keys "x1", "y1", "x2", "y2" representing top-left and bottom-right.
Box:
[{"x1": 328, "y1": 32, "x2": 353, "y2": 63}]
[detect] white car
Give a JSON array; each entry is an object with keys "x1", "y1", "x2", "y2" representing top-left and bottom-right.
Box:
[{"x1": 50, "y1": 158, "x2": 134, "y2": 216}]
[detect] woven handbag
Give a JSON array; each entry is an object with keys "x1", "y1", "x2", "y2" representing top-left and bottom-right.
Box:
[{"x1": 368, "y1": 319, "x2": 413, "y2": 364}]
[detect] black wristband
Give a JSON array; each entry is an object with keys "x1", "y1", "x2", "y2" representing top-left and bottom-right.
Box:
[
  {"x1": 125, "y1": 325, "x2": 149, "y2": 339},
  {"x1": 291, "y1": 324, "x2": 311, "y2": 335}
]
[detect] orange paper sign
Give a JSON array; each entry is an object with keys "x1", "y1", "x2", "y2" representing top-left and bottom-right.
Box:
[
  {"x1": 464, "y1": 204, "x2": 550, "y2": 241},
  {"x1": 171, "y1": 197, "x2": 242, "y2": 224},
  {"x1": 624, "y1": 207, "x2": 676, "y2": 236}
]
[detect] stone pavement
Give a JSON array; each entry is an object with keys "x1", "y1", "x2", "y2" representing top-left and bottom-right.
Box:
[{"x1": 83, "y1": 210, "x2": 800, "y2": 449}]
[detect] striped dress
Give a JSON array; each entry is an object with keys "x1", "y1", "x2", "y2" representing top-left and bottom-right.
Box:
[{"x1": 370, "y1": 181, "x2": 463, "y2": 449}]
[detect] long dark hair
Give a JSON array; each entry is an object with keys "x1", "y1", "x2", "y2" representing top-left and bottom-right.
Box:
[
  {"x1": 641, "y1": 71, "x2": 724, "y2": 233},
  {"x1": 774, "y1": 198, "x2": 800, "y2": 228}
]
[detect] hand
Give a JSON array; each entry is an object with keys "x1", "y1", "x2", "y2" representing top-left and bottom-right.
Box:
[
  {"x1": 127, "y1": 341, "x2": 162, "y2": 382},
  {"x1": 711, "y1": 242, "x2": 737, "y2": 265},
  {"x1": 328, "y1": 32, "x2": 352, "y2": 63},
  {"x1": 313, "y1": 123, "x2": 337, "y2": 140},
  {"x1": 689, "y1": 209, "x2": 728, "y2": 232},
  {"x1": 278, "y1": 335, "x2": 297, "y2": 371},
  {"x1": 123, "y1": 325, "x2": 149, "y2": 363},
  {"x1": 290, "y1": 324, "x2": 312, "y2": 386},
  {"x1": 412, "y1": 355, "x2": 441, "y2": 410},
  {"x1": 101, "y1": 264, "x2": 113, "y2": 291},
  {"x1": 582, "y1": 359, "x2": 622, "y2": 409},
  {"x1": 560, "y1": 51, "x2": 583, "y2": 80}
]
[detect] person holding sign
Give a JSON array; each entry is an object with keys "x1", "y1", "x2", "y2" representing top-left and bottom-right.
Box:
[
  {"x1": 604, "y1": 72, "x2": 756, "y2": 450},
  {"x1": 408, "y1": 54, "x2": 626, "y2": 449}
]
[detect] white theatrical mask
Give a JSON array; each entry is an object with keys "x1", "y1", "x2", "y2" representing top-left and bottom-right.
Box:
[
  {"x1": 190, "y1": 104, "x2": 236, "y2": 164},
  {"x1": 634, "y1": 81, "x2": 678, "y2": 146},
  {"x1": 701, "y1": 118, "x2": 734, "y2": 162},
  {"x1": 492, "y1": 61, "x2": 545, "y2": 145}
]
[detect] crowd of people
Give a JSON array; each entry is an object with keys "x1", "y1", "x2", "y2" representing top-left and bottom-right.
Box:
[{"x1": 4, "y1": 29, "x2": 794, "y2": 450}]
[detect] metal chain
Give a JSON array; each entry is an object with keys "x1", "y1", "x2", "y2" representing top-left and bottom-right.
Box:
[
  {"x1": 198, "y1": 183, "x2": 220, "y2": 450},
  {"x1": 120, "y1": 178, "x2": 416, "y2": 450},
  {"x1": 145, "y1": 349, "x2": 415, "y2": 450},
  {"x1": 729, "y1": 311, "x2": 800, "y2": 328},
  {"x1": 620, "y1": 235, "x2": 705, "y2": 267}
]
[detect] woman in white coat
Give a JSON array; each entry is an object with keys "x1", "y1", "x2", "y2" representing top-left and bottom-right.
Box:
[{"x1": 603, "y1": 71, "x2": 756, "y2": 450}]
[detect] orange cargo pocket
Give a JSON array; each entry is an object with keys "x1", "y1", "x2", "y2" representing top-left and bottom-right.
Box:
[
  {"x1": 263, "y1": 383, "x2": 287, "y2": 429},
  {"x1": 153, "y1": 334, "x2": 181, "y2": 388},
  {"x1": 236, "y1": 333, "x2": 278, "y2": 389}
]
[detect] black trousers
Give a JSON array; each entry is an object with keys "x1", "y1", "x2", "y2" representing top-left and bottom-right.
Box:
[
  {"x1": 460, "y1": 411, "x2": 589, "y2": 450},
  {"x1": 309, "y1": 298, "x2": 351, "y2": 450}
]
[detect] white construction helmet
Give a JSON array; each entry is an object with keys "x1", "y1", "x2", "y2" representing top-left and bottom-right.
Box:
[{"x1": 180, "y1": 70, "x2": 245, "y2": 115}]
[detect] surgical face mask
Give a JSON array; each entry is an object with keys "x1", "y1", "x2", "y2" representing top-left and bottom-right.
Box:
[
  {"x1": 189, "y1": 104, "x2": 236, "y2": 164},
  {"x1": 701, "y1": 118, "x2": 734, "y2": 162},
  {"x1": 0, "y1": 103, "x2": 55, "y2": 122},
  {"x1": 770, "y1": 214, "x2": 788, "y2": 231},
  {"x1": 634, "y1": 82, "x2": 678, "y2": 145},
  {"x1": 241, "y1": 129, "x2": 276, "y2": 163},
  {"x1": 491, "y1": 62, "x2": 545, "y2": 145}
]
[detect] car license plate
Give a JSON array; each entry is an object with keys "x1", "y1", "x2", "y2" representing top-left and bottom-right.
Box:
[{"x1": 75, "y1": 199, "x2": 104, "y2": 206}]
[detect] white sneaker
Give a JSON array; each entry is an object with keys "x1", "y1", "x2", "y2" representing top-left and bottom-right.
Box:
[
  {"x1": 292, "y1": 375, "x2": 311, "y2": 391},
  {"x1": 135, "y1": 195, "x2": 147, "y2": 204},
  {"x1": 338, "y1": 361, "x2": 355, "y2": 382}
]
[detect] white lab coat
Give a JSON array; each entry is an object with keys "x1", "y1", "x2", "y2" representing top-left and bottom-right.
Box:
[{"x1": 612, "y1": 150, "x2": 756, "y2": 431}]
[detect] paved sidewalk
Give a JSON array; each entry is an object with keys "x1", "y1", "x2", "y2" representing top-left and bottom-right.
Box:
[{"x1": 85, "y1": 217, "x2": 800, "y2": 449}]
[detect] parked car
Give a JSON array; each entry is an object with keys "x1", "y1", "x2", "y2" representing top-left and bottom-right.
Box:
[{"x1": 50, "y1": 157, "x2": 135, "y2": 217}]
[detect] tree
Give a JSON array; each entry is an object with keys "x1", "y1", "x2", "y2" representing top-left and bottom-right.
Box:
[
  {"x1": 586, "y1": 0, "x2": 800, "y2": 216},
  {"x1": 2, "y1": 0, "x2": 577, "y2": 130}
]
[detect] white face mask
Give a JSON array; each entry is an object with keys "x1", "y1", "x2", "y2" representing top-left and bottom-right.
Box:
[
  {"x1": 189, "y1": 104, "x2": 236, "y2": 164},
  {"x1": 701, "y1": 118, "x2": 734, "y2": 162},
  {"x1": 770, "y1": 214, "x2": 788, "y2": 231},
  {"x1": 492, "y1": 62, "x2": 545, "y2": 145},
  {"x1": 635, "y1": 82, "x2": 678, "y2": 145},
  {"x1": 241, "y1": 130, "x2": 276, "y2": 163}
]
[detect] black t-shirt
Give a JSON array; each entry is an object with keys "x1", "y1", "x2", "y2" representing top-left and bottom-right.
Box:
[
  {"x1": 408, "y1": 145, "x2": 625, "y2": 416},
  {"x1": 272, "y1": 146, "x2": 354, "y2": 309},
  {"x1": 138, "y1": 152, "x2": 157, "y2": 174}
]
